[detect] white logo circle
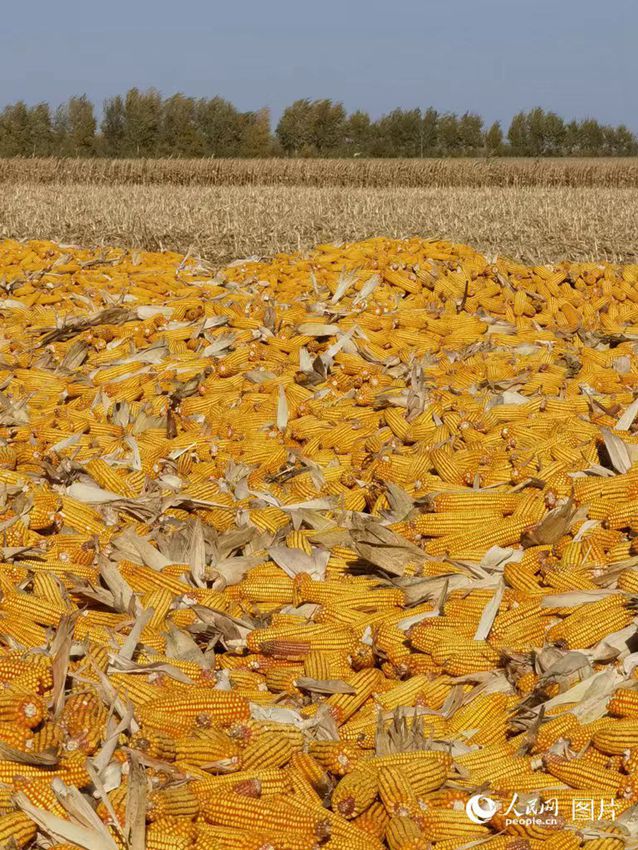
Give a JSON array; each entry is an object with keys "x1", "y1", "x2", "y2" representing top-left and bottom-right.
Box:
[{"x1": 466, "y1": 794, "x2": 498, "y2": 824}]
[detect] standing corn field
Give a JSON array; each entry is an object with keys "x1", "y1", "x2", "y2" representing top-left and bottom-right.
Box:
[
  {"x1": 2, "y1": 236, "x2": 638, "y2": 847},
  {"x1": 1, "y1": 157, "x2": 638, "y2": 187}
]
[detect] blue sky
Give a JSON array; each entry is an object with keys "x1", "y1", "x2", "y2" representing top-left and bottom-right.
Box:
[{"x1": 1, "y1": 0, "x2": 636, "y2": 129}]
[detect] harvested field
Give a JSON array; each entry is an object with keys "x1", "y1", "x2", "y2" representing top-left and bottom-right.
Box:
[
  {"x1": 2, "y1": 234, "x2": 638, "y2": 848},
  {"x1": 1, "y1": 184, "x2": 637, "y2": 265},
  {"x1": 1, "y1": 156, "x2": 638, "y2": 187}
]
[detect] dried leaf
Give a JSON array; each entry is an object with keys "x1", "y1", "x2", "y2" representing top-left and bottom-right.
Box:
[
  {"x1": 617, "y1": 397, "x2": 638, "y2": 431},
  {"x1": 165, "y1": 625, "x2": 208, "y2": 667},
  {"x1": 250, "y1": 704, "x2": 305, "y2": 727},
  {"x1": 0, "y1": 740, "x2": 58, "y2": 765},
  {"x1": 479, "y1": 546, "x2": 524, "y2": 571},
  {"x1": 540, "y1": 589, "x2": 623, "y2": 608},
  {"x1": 521, "y1": 498, "x2": 574, "y2": 547},
  {"x1": 297, "y1": 322, "x2": 340, "y2": 336},
  {"x1": 85, "y1": 761, "x2": 124, "y2": 839},
  {"x1": 350, "y1": 517, "x2": 426, "y2": 576},
  {"x1": 473, "y1": 579, "x2": 505, "y2": 640},
  {"x1": 50, "y1": 612, "x2": 79, "y2": 718},
  {"x1": 353, "y1": 273, "x2": 380, "y2": 305},
  {"x1": 591, "y1": 624, "x2": 638, "y2": 662},
  {"x1": 330, "y1": 271, "x2": 357, "y2": 304},
  {"x1": 191, "y1": 607, "x2": 253, "y2": 645},
  {"x1": 92, "y1": 701, "x2": 135, "y2": 776},
  {"x1": 66, "y1": 481, "x2": 122, "y2": 505},
  {"x1": 295, "y1": 677, "x2": 357, "y2": 695},
  {"x1": 98, "y1": 557, "x2": 136, "y2": 614},
  {"x1": 188, "y1": 519, "x2": 206, "y2": 588},
  {"x1": 382, "y1": 482, "x2": 415, "y2": 523},
  {"x1": 276, "y1": 384, "x2": 288, "y2": 431},
  {"x1": 125, "y1": 752, "x2": 146, "y2": 850},
  {"x1": 111, "y1": 608, "x2": 154, "y2": 666},
  {"x1": 15, "y1": 793, "x2": 119, "y2": 850},
  {"x1": 601, "y1": 426, "x2": 632, "y2": 473},
  {"x1": 111, "y1": 529, "x2": 171, "y2": 570},
  {"x1": 268, "y1": 545, "x2": 328, "y2": 580}
]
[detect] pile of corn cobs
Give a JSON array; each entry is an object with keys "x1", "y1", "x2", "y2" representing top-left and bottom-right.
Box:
[{"x1": 0, "y1": 237, "x2": 637, "y2": 848}]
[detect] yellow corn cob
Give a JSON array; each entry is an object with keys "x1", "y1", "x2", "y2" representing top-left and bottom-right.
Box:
[
  {"x1": 0, "y1": 811, "x2": 37, "y2": 848},
  {"x1": 174, "y1": 727, "x2": 241, "y2": 771},
  {"x1": 546, "y1": 596, "x2": 633, "y2": 648},
  {"x1": 148, "y1": 785, "x2": 200, "y2": 821},
  {"x1": 332, "y1": 767, "x2": 378, "y2": 818},
  {"x1": 421, "y1": 806, "x2": 490, "y2": 840},
  {"x1": 137, "y1": 689, "x2": 250, "y2": 729},
  {"x1": 27, "y1": 488, "x2": 61, "y2": 530},
  {"x1": 307, "y1": 740, "x2": 364, "y2": 776},
  {"x1": 377, "y1": 764, "x2": 420, "y2": 818},
  {"x1": 542, "y1": 753, "x2": 621, "y2": 790},
  {"x1": 0, "y1": 690, "x2": 45, "y2": 729},
  {"x1": 607, "y1": 687, "x2": 638, "y2": 718},
  {"x1": 321, "y1": 668, "x2": 383, "y2": 724},
  {"x1": 85, "y1": 457, "x2": 135, "y2": 497},
  {"x1": 351, "y1": 800, "x2": 390, "y2": 841},
  {"x1": 386, "y1": 815, "x2": 427, "y2": 850},
  {"x1": 289, "y1": 752, "x2": 331, "y2": 798},
  {"x1": 129, "y1": 729, "x2": 177, "y2": 761},
  {"x1": 241, "y1": 731, "x2": 295, "y2": 770},
  {"x1": 592, "y1": 719, "x2": 638, "y2": 754}
]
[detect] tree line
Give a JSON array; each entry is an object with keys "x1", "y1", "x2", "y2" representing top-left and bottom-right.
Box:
[{"x1": 0, "y1": 90, "x2": 635, "y2": 158}]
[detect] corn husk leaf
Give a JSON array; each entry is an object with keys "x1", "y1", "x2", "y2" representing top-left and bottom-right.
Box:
[
  {"x1": 188, "y1": 518, "x2": 206, "y2": 588},
  {"x1": 15, "y1": 793, "x2": 119, "y2": 850},
  {"x1": 540, "y1": 668, "x2": 623, "y2": 721},
  {"x1": 521, "y1": 499, "x2": 574, "y2": 547},
  {"x1": 191, "y1": 606, "x2": 253, "y2": 645},
  {"x1": 125, "y1": 752, "x2": 146, "y2": 850},
  {"x1": 268, "y1": 544, "x2": 328, "y2": 580},
  {"x1": 473, "y1": 579, "x2": 505, "y2": 640},
  {"x1": 330, "y1": 271, "x2": 358, "y2": 304},
  {"x1": 295, "y1": 677, "x2": 357, "y2": 695},
  {"x1": 209, "y1": 554, "x2": 262, "y2": 587},
  {"x1": 297, "y1": 322, "x2": 340, "y2": 336},
  {"x1": 382, "y1": 482, "x2": 415, "y2": 523},
  {"x1": 98, "y1": 557, "x2": 136, "y2": 614},
  {"x1": 353, "y1": 274, "x2": 380, "y2": 305},
  {"x1": 540, "y1": 589, "x2": 623, "y2": 608},
  {"x1": 92, "y1": 701, "x2": 136, "y2": 775},
  {"x1": 165, "y1": 625, "x2": 208, "y2": 667},
  {"x1": 350, "y1": 517, "x2": 426, "y2": 576},
  {"x1": 277, "y1": 384, "x2": 288, "y2": 431},
  {"x1": 0, "y1": 740, "x2": 58, "y2": 765},
  {"x1": 479, "y1": 546, "x2": 524, "y2": 571},
  {"x1": 601, "y1": 426, "x2": 632, "y2": 473},
  {"x1": 85, "y1": 761, "x2": 124, "y2": 838},
  {"x1": 617, "y1": 397, "x2": 638, "y2": 431},
  {"x1": 111, "y1": 607, "x2": 154, "y2": 667},
  {"x1": 250, "y1": 704, "x2": 305, "y2": 727},
  {"x1": 590, "y1": 624, "x2": 638, "y2": 662},
  {"x1": 111, "y1": 529, "x2": 171, "y2": 570},
  {"x1": 50, "y1": 612, "x2": 79, "y2": 717}
]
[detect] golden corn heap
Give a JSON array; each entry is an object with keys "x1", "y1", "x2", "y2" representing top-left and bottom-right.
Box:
[{"x1": 2, "y1": 237, "x2": 638, "y2": 849}]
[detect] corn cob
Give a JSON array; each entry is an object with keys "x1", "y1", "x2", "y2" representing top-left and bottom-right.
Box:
[
  {"x1": 0, "y1": 811, "x2": 37, "y2": 848},
  {"x1": 6, "y1": 237, "x2": 638, "y2": 850},
  {"x1": 137, "y1": 689, "x2": 250, "y2": 729}
]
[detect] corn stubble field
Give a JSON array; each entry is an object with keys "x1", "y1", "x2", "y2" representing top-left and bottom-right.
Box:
[
  {"x1": 0, "y1": 157, "x2": 637, "y2": 264},
  {"x1": 2, "y1": 159, "x2": 638, "y2": 849},
  {"x1": 2, "y1": 157, "x2": 638, "y2": 187}
]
